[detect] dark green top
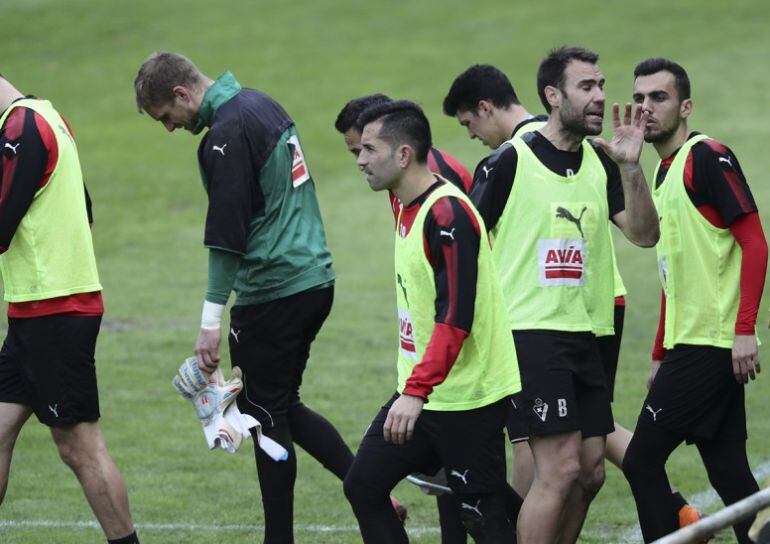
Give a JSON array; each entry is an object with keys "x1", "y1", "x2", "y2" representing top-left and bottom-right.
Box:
[{"x1": 198, "y1": 73, "x2": 334, "y2": 306}]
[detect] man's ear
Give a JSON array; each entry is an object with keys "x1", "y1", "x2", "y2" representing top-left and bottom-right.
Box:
[
  {"x1": 544, "y1": 85, "x2": 561, "y2": 111},
  {"x1": 398, "y1": 144, "x2": 414, "y2": 169},
  {"x1": 172, "y1": 85, "x2": 190, "y2": 102},
  {"x1": 680, "y1": 98, "x2": 693, "y2": 120}
]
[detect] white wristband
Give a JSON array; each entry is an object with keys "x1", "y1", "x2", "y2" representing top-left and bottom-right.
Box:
[{"x1": 201, "y1": 300, "x2": 225, "y2": 330}]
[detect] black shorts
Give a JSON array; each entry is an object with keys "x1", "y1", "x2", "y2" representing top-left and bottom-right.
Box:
[
  {"x1": 352, "y1": 393, "x2": 510, "y2": 495},
  {"x1": 597, "y1": 304, "x2": 625, "y2": 402},
  {"x1": 636, "y1": 345, "x2": 745, "y2": 443},
  {"x1": 513, "y1": 330, "x2": 614, "y2": 438},
  {"x1": 0, "y1": 315, "x2": 101, "y2": 426},
  {"x1": 229, "y1": 286, "x2": 333, "y2": 428}
]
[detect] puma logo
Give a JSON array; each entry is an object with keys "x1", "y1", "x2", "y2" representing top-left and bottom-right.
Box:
[
  {"x1": 450, "y1": 469, "x2": 470, "y2": 485},
  {"x1": 230, "y1": 328, "x2": 241, "y2": 343},
  {"x1": 4, "y1": 142, "x2": 20, "y2": 154},
  {"x1": 397, "y1": 274, "x2": 409, "y2": 307},
  {"x1": 440, "y1": 228, "x2": 456, "y2": 241},
  {"x1": 718, "y1": 156, "x2": 733, "y2": 168},
  {"x1": 645, "y1": 404, "x2": 662, "y2": 421},
  {"x1": 212, "y1": 144, "x2": 227, "y2": 156},
  {"x1": 461, "y1": 499, "x2": 482, "y2": 517},
  {"x1": 48, "y1": 404, "x2": 59, "y2": 418},
  {"x1": 555, "y1": 206, "x2": 588, "y2": 238},
  {"x1": 481, "y1": 165, "x2": 494, "y2": 178}
]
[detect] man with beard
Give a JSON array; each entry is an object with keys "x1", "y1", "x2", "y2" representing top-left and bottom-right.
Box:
[
  {"x1": 469, "y1": 47, "x2": 660, "y2": 543},
  {"x1": 335, "y1": 93, "x2": 473, "y2": 543},
  {"x1": 622, "y1": 58, "x2": 767, "y2": 544},
  {"x1": 445, "y1": 63, "x2": 703, "y2": 532},
  {"x1": 134, "y1": 52, "x2": 353, "y2": 544},
  {"x1": 344, "y1": 100, "x2": 521, "y2": 544}
]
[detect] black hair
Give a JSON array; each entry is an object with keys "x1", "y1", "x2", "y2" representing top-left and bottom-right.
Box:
[
  {"x1": 442, "y1": 64, "x2": 520, "y2": 116},
  {"x1": 536, "y1": 46, "x2": 599, "y2": 112},
  {"x1": 357, "y1": 100, "x2": 432, "y2": 163},
  {"x1": 633, "y1": 57, "x2": 691, "y2": 101},
  {"x1": 334, "y1": 94, "x2": 392, "y2": 133}
]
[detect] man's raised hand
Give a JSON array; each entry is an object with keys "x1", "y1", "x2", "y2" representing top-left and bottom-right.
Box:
[{"x1": 594, "y1": 103, "x2": 649, "y2": 166}]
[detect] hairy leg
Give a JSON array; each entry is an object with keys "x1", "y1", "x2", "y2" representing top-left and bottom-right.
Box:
[
  {"x1": 518, "y1": 431, "x2": 582, "y2": 544},
  {"x1": 50, "y1": 421, "x2": 135, "y2": 540}
]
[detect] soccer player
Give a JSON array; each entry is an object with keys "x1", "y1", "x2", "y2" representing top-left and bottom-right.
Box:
[
  {"x1": 336, "y1": 94, "x2": 471, "y2": 543},
  {"x1": 462, "y1": 48, "x2": 660, "y2": 543},
  {"x1": 336, "y1": 94, "x2": 473, "y2": 216},
  {"x1": 443, "y1": 64, "x2": 548, "y2": 151},
  {"x1": 0, "y1": 75, "x2": 139, "y2": 544},
  {"x1": 622, "y1": 57, "x2": 767, "y2": 544},
  {"x1": 343, "y1": 100, "x2": 522, "y2": 543},
  {"x1": 443, "y1": 62, "x2": 700, "y2": 527},
  {"x1": 134, "y1": 52, "x2": 354, "y2": 543}
]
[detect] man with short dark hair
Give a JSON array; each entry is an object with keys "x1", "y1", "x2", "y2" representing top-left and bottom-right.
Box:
[
  {"x1": 343, "y1": 100, "x2": 521, "y2": 543},
  {"x1": 443, "y1": 62, "x2": 700, "y2": 530},
  {"x1": 443, "y1": 64, "x2": 547, "y2": 150},
  {"x1": 468, "y1": 47, "x2": 660, "y2": 543},
  {"x1": 336, "y1": 94, "x2": 473, "y2": 215},
  {"x1": 336, "y1": 94, "x2": 472, "y2": 543},
  {"x1": 622, "y1": 57, "x2": 767, "y2": 544},
  {"x1": 0, "y1": 74, "x2": 139, "y2": 544},
  {"x1": 134, "y1": 51, "x2": 354, "y2": 543}
]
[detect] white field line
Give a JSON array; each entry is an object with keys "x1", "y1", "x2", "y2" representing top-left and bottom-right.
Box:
[
  {"x1": 0, "y1": 519, "x2": 440, "y2": 536},
  {"x1": 4, "y1": 460, "x2": 769, "y2": 540},
  {"x1": 616, "y1": 459, "x2": 770, "y2": 543}
]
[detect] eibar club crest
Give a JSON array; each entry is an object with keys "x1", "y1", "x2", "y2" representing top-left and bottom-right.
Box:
[{"x1": 533, "y1": 398, "x2": 549, "y2": 422}]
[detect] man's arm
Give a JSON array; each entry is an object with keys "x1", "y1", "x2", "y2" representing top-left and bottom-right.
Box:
[
  {"x1": 692, "y1": 141, "x2": 767, "y2": 383},
  {"x1": 594, "y1": 104, "x2": 660, "y2": 247},
  {"x1": 195, "y1": 120, "x2": 255, "y2": 374},
  {"x1": 195, "y1": 248, "x2": 241, "y2": 374},
  {"x1": 384, "y1": 196, "x2": 481, "y2": 444},
  {"x1": 0, "y1": 107, "x2": 50, "y2": 252},
  {"x1": 468, "y1": 143, "x2": 517, "y2": 233}
]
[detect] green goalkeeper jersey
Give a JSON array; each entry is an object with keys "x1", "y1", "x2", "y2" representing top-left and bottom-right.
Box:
[{"x1": 196, "y1": 72, "x2": 334, "y2": 305}]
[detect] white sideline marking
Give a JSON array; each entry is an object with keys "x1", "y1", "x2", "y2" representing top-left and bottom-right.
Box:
[
  {"x1": 0, "y1": 519, "x2": 440, "y2": 536},
  {"x1": 617, "y1": 459, "x2": 770, "y2": 543}
]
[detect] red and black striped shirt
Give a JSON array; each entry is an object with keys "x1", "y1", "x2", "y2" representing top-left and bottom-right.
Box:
[
  {"x1": 387, "y1": 146, "x2": 473, "y2": 221},
  {"x1": 652, "y1": 133, "x2": 766, "y2": 359},
  {"x1": 397, "y1": 179, "x2": 481, "y2": 401},
  {"x1": 0, "y1": 100, "x2": 102, "y2": 318}
]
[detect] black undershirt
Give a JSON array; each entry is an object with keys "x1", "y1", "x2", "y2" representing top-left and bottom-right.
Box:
[{"x1": 470, "y1": 131, "x2": 625, "y2": 232}]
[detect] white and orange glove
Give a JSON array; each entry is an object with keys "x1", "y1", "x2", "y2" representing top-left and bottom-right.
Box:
[{"x1": 172, "y1": 357, "x2": 287, "y2": 460}]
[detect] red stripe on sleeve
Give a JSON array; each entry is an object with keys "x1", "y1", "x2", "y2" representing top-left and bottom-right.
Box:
[
  {"x1": 32, "y1": 111, "x2": 58, "y2": 190},
  {"x1": 403, "y1": 322, "x2": 469, "y2": 401},
  {"x1": 730, "y1": 212, "x2": 768, "y2": 334}
]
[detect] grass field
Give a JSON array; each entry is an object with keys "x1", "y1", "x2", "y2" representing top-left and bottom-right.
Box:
[{"x1": 2, "y1": 0, "x2": 770, "y2": 542}]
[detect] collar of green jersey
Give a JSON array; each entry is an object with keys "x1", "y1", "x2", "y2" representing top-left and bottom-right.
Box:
[{"x1": 192, "y1": 71, "x2": 242, "y2": 135}]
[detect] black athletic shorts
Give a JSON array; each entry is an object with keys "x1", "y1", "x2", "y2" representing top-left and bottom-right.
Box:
[
  {"x1": 229, "y1": 285, "x2": 333, "y2": 429},
  {"x1": 597, "y1": 304, "x2": 625, "y2": 402},
  {"x1": 636, "y1": 345, "x2": 746, "y2": 443},
  {"x1": 0, "y1": 315, "x2": 101, "y2": 426},
  {"x1": 352, "y1": 393, "x2": 510, "y2": 495},
  {"x1": 513, "y1": 330, "x2": 614, "y2": 438}
]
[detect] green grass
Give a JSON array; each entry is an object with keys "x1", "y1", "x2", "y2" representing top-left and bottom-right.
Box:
[{"x1": 1, "y1": 0, "x2": 769, "y2": 541}]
